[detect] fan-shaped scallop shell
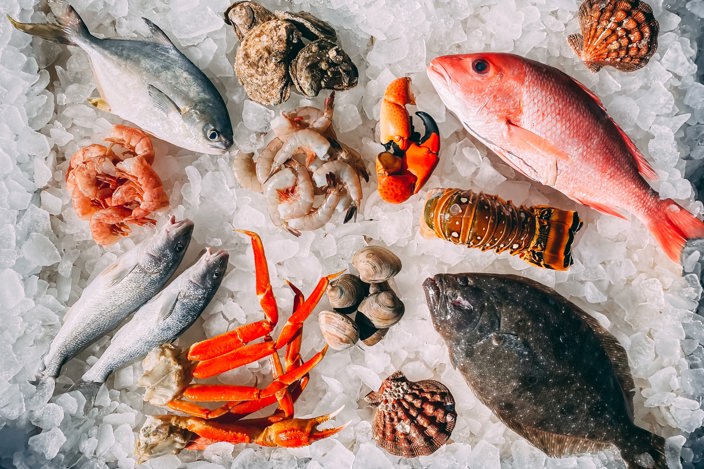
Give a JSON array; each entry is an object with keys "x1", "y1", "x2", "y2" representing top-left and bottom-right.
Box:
[
  {"x1": 568, "y1": 0, "x2": 659, "y2": 72},
  {"x1": 364, "y1": 371, "x2": 456, "y2": 457}
]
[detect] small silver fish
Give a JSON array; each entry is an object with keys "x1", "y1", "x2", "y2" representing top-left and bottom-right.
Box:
[
  {"x1": 40, "y1": 217, "x2": 193, "y2": 379},
  {"x1": 9, "y1": 1, "x2": 233, "y2": 155},
  {"x1": 81, "y1": 248, "x2": 228, "y2": 383}
]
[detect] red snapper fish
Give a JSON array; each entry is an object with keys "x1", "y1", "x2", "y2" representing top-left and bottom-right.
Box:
[{"x1": 427, "y1": 52, "x2": 704, "y2": 263}]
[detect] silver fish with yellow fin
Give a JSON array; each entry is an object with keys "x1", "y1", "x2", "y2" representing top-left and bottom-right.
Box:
[
  {"x1": 423, "y1": 273, "x2": 668, "y2": 469},
  {"x1": 9, "y1": 1, "x2": 233, "y2": 154}
]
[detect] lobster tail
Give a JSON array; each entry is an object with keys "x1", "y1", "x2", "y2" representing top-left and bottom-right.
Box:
[{"x1": 421, "y1": 188, "x2": 582, "y2": 270}]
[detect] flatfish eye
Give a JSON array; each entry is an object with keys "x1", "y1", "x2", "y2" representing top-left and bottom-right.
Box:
[{"x1": 449, "y1": 203, "x2": 462, "y2": 215}]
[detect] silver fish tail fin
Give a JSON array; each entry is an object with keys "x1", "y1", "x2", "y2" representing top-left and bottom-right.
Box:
[
  {"x1": 620, "y1": 429, "x2": 668, "y2": 469},
  {"x1": 8, "y1": 1, "x2": 91, "y2": 46}
]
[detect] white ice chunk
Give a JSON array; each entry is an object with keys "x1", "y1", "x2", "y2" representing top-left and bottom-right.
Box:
[
  {"x1": 0, "y1": 268, "x2": 24, "y2": 309},
  {"x1": 30, "y1": 403, "x2": 64, "y2": 429},
  {"x1": 351, "y1": 443, "x2": 393, "y2": 469},
  {"x1": 242, "y1": 100, "x2": 275, "y2": 133},
  {"x1": 22, "y1": 233, "x2": 61, "y2": 266},
  {"x1": 28, "y1": 427, "x2": 66, "y2": 460}
]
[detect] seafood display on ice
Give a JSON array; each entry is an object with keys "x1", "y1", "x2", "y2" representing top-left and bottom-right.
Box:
[
  {"x1": 5, "y1": 0, "x2": 704, "y2": 467},
  {"x1": 37, "y1": 217, "x2": 193, "y2": 379},
  {"x1": 233, "y1": 93, "x2": 368, "y2": 234},
  {"x1": 81, "y1": 248, "x2": 228, "y2": 384},
  {"x1": 376, "y1": 77, "x2": 440, "y2": 204},
  {"x1": 226, "y1": 1, "x2": 358, "y2": 105},
  {"x1": 568, "y1": 0, "x2": 659, "y2": 72},
  {"x1": 66, "y1": 125, "x2": 169, "y2": 245},
  {"x1": 9, "y1": 0, "x2": 233, "y2": 154},
  {"x1": 319, "y1": 245, "x2": 404, "y2": 350},
  {"x1": 427, "y1": 52, "x2": 704, "y2": 263},
  {"x1": 424, "y1": 273, "x2": 668, "y2": 468},
  {"x1": 421, "y1": 187, "x2": 583, "y2": 270},
  {"x1": 365, "y1": 371, "x2": 457, "y2": 457},
  {"x1": 136, "y1": 231, "x2": 346, "y2": 459}
]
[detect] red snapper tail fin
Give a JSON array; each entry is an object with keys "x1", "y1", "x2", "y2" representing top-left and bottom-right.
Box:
[{"x1": 648, "y1": 199, "x2": 704, "y2": 262}]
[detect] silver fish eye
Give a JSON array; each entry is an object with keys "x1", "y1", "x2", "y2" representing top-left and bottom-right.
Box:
[{"x1": 207, "y1": 128, "x2": 220, "y2": 141}]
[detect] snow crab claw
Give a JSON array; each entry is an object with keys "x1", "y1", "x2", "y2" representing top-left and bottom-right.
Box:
[
  {"x1": 139, "y1": 230, "x2": 347, "y2": 457},
  {"x1": 376, "y1": 77, "x2": 440, "y2": 204}
]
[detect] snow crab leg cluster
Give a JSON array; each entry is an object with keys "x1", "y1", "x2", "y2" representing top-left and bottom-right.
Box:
[
  {"x1": 233, "y1": 92, "x2": 369, "y2": 235},
  {"x1": 137, "y1": 230, "x2": 347, "y2": 460},
  {"x1": 376, "y1": 77, "x2": 441, "y2": 204},
  {"x1": 66, "y1": 125, "x2": 169, "y2": 245}
]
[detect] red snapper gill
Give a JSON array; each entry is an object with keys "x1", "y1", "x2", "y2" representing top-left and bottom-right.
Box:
[{"x1": 427, "y1": 53, "x2": 704, "y2": 263}]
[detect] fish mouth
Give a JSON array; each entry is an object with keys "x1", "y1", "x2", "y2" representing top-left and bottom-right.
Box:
[
  {"x1": 209, "y1": 138, "x2": 234, "y2": 154},
  {"x1": 422, "y1": 276, "x2": 441, "y2": 314},
  {"x1": 166, "y1": 216, "x2": 194, "y2": 237},
  {"x1": 427, "y1": 59, "x2": 450, "y2": 85},
  {"x1": 205, "y1": 247, "x2": 229, "y2": 261}
]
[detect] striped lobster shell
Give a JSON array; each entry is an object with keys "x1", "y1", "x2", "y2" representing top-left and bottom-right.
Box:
[
  {"x1": 568, "y1": 0, "x2": 659, "y2": 72},
  {"x1": 421, "y1": 188, "x2": 582, "y2": 270}
]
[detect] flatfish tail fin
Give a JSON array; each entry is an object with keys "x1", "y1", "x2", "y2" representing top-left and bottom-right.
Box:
[
  {"x1": 8, "y1": 0, "x2": 91, "y2": 46},
  {"x1": 620, "y1": 429, "x2": 668, "y2": 469}
]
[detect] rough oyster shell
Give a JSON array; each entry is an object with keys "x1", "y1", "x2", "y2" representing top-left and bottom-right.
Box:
[
  {"x1": 568, "y1": 0, "x2": 659, "y2": 72},
  {"x1": 224, "y1": 1, "x2": 275, "y2": 40},
  {"x1": 289, "y1": 39, "x2": 359, "y2": 97},
  {"x1": 275, "y1": 10, "x2": 337, "y2": 41},
  {"x1": 365, "y1": 371, "x2": 456, "y2": 457},
  {"x1": 234, "y1": 19, "x2": 303, "y2": 105}
]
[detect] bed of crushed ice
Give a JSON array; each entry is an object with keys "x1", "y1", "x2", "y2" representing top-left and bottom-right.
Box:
[{"x1": 3, "y1": 0, "x2": 704, "y2": 467}]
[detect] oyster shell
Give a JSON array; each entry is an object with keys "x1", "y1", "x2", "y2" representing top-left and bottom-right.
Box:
[
  {"x1": 275, "y1": 10, "x2": 337, "y2": 41},
  {"x1": 319, "y1": 310, "x2": 359, "y2": 350},
  {"x1": 358, "y1": 290, "x2": 405, "y2": 328},
  {"x1": 234, "y1": 19, "x2": 303, "y2": 105},
  {"x1": 352, "y1": 245, "x2": 402, "y2": 284},
  {"x1": 224, "y1": 1, "x2": 275, "y2": 40},
  {"x1": 290, "y1": 39, "x2": 358, "y2": 97},
  {"x1": 568, "y1": 0, "x2": 659, "y2": 72},
  {"x1": 326, "y1": 273, "x2": 369, "y2": 313},
  {"x1": 365, "y1": 371, "x2": 456, "y2": 457},
  {"x1": 356, "y1": 312, "x2": 388, "y2": 346}
]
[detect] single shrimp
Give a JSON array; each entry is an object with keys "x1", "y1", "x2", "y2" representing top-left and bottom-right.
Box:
[
  {"x1": 232, "y1": 151, "x2": 262, "y2": 192},
  {"x1": 267, "y1": 129, "x2": 330, "y2": 180},
  {"x1": 256, "y1": 138, "x2": 284, "y2": 185},
  {"x1": 105, "y1": 125, "x2": 155, "y2": 164},
  {"x1": 114, "y1": 156, "x2": 169, "y2": 218},
  {"x1": 312, "y1": 160, "x2": 362, "y2": 222},
  {"x1": 284, "y1": 185, "x2": 342, "y2": 236},
  {"x1": 89, "y1": 206, "x2": 134, "y2": 245},
  {"x1": 263, "y1": 160, "x2": 315, "y2": 224},
  {"x1": 272, "y1": 92, "x2": 335, "y2": 140}
]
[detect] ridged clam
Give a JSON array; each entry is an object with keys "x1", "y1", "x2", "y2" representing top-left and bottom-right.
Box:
[
  {"x1": 326, "y1": 274, "x2": 369, "y2": 314},
  {"x1": 352, "y1": 246, "x2": 402, "y2": 283},
  {"x1": 365, "y1": 371, "x2": 456, "y2": 457},
  {"x1": 358, "y1": 290, "x2": 405, "y2": 328},
  {"x1": 568, "y1": 0, "x2": 659, "y2": 72},
  {"x1": 318, "y1": 310, "x2": 359, "y2": 350}
]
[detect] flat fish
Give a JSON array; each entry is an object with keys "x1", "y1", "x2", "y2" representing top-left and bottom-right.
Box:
[
  {"x1": 423, "y1": 273, "x2": 667, "y2": 469},
  {"x1": 9, "y1": 0, "x2": 233, "y2": 155},
  {"x1": 40, "y1": 217, "x2": 193, "y2": 379},
  {"x1": 81, "y1": 248, "x2": 228, "y2": 383}
]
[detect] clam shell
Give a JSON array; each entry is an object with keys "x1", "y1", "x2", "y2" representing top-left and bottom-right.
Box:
[
  {"x1": 318, "y1": 310, "x2": 359, "y2": 350},
  {"x1": 358, "y1": 291, "x2": 405, "y2": 328},
  {"x1": 326, "y1": 274, "x2": 369, "y2": 314},
  {"x1": 365, "y1": 371, "x2": 456, "y2": 457},
  {"x1": 356, "y1": 312, "x2": 388, "y2": 346},
  {"x1": 352, "y1": 246, "x2": 402, "y2": 283},
  {"x1": 568, "y1": 0, "x2": 659, "y2": 72}
]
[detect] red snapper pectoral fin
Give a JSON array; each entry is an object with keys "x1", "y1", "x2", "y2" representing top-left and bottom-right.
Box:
[{"x1": 504, "y1": 121, "x2": 569, "y2": 185}]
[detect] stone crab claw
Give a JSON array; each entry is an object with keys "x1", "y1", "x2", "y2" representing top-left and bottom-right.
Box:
[{"x1": 376, "y1": 77, "x2": 440, "y2": 204}]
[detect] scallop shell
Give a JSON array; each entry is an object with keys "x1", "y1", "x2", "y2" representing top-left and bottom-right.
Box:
[
  {"x1": 364, "y1": 371, "x2": 457, "y2": 457},
  {"x1": 355, "y1": 312, "x2": 388, "y2": 346},
  {"x1": 318, "y1": 310, "x2": 359, "y2": 350},
  {"x1": 326, "y1": 274, "x2": 369, "y2": 314},
  {"x1": 352, "y1": 246, "x2": 402, "y2": 283},
  {"x1": 568, "y1": 0, "x2": 659, "y2": 72},
  {"x1": 358, "y1": 290, "x2": 405, "y2": 328}
]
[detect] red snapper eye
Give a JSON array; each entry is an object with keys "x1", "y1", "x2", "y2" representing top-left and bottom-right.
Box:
[{"x1": 472, "y1": 59, "x2": 489, "y2": 74}]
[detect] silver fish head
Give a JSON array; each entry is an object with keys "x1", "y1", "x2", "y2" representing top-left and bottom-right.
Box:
[
  {"x1": 188, "y1": 247, "x2": 229, "y2": 292},
  {"x1": 142, "y1": 217, "x2": 194, "y2": 272},
  {"x1": 423, "y1": 273, "x2": 500, "y2": 342},
  {"x1": 184, "y1": 108, "x2": 234, "y2": 155}
]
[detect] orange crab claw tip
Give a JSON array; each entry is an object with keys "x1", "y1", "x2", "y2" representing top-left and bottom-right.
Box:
[{"x1": 327, "y1": 270, "x2": 345, "y2": 281}]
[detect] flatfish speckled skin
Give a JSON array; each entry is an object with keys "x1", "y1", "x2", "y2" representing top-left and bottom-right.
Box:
[{"x1": 423, "y1": 273, "x2": 667, "y2": 469}]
